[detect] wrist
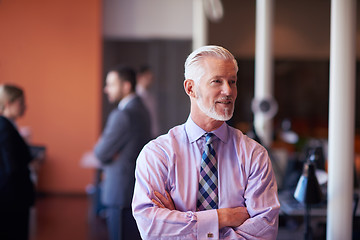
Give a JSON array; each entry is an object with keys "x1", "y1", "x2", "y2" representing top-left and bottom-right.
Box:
[{"x1": 217, "y1": 209, "x2": 228, "y2": 229}]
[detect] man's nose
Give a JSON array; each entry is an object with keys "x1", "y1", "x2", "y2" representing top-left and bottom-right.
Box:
[{"x1": 222, "y1": 82, "x2": 232, "y2": 95}]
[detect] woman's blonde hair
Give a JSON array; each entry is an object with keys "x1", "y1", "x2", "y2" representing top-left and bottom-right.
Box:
[{"x1": 0, "y1": 84, "x2": 24, "y2": 113}]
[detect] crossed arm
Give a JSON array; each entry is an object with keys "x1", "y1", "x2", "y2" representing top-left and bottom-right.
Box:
[
  {"x1": 152, "y1": 191, "x2": 250, "y2": 229},
  {"x1": 133, "y1": 140, "x2": 280, "y2": 239}
]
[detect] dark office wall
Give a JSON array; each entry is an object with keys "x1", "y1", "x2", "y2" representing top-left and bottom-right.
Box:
[
  {"x1": 208, "y1": 0, "x2": 360, "y2": 136},
  {"x1": 233, "y1": 58, "x2": 360, "y2": 137},
  {"x1": 102, "y1": 1, "x2": 360, "y2": 138},
  {"x1": 102, "y1": 39, "x2": 192, "y2": 135}
]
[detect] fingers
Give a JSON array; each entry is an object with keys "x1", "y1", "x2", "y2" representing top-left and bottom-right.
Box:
[
  {"x1": 154, "y1": 191, "x2": 168, "y2": 204},
  {"x1": 164, "y1": 191, "x2": 175, "y2": 210},
  {"x1": 218, "y1": 207, "x2": 250, "y2": 229},
  {"x1": 235, "y1": 206, "x2": 249, "y2": 214},
  {"x1": 152, "y1": 191, "x2": 175, "y2": 210},
  {"x1": 233, "y1": 207, "x2": 250, "y2": 226},
  {"x1": 152, "y1": 198, "x2": 164, "y2": 208}
]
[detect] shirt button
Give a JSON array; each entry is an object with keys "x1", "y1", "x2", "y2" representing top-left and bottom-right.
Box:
[{"x1": 207, "y1": 232, "x2": 214, "y2": 238}]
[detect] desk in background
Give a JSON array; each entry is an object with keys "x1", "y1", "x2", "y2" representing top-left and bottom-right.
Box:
[{"x1": 279, "y1": 189, "x2": 360, "y2": 217}]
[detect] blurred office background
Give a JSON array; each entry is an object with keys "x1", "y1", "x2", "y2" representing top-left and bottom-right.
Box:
[{"x1": 1, "y1": 0, "x2": 360, "y2": 239}]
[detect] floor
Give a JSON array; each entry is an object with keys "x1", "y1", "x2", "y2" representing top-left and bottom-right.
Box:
[
  {"x1": 30, "y1": 195, "x2": 108, "y2": 240},
  {"x1": 28, "y1": 195, "x2": 325, "y2": 240}
]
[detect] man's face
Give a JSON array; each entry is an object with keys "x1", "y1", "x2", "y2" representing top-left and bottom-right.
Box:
[
  {"x1": 138, "y1": 70, "x2": 154, "y2": 88},
  {"x1": 194, "y1": 57, "x2": 237, "y2": 121},
  {"x1": 104, "y1": 71, "x2": 123, "y2": 103}
]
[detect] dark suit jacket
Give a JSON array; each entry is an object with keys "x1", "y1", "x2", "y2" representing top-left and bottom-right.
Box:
[
  {"x1": 94, "y1": 95, "x2": 152, "y2": 208},
  {"x1": 0, "y1": 116, "x2": 35, "y2": 211}
]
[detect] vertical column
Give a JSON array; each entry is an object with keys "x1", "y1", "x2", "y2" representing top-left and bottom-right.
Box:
[
  {"x1": 192, "y1": 0, "x2": 208, "y2": 50},
  {"x1": 254, "y1": 0, "x2": 275, "y2": 147},
  {"x1": 327, "y1": 0, "x2": 356, "y2": 239}
]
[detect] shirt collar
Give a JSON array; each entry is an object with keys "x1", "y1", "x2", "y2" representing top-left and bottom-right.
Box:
[
  {"x1": 185, "y1": 116, "x2": 229, "y2": 144},
  {"x1": 136, "y1": 85, "x2": 146, "y2": 94},
  {"x1": 118, "y1": 93, "x2": 136, "y2": 110}
]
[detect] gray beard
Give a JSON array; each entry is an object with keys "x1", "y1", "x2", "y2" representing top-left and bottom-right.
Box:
[{"x1": 196, "y1": 94, "x2": 234, "y2": 121}]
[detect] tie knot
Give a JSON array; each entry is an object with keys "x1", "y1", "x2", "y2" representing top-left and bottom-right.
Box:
[{"x1": 205, "y1": 133, "x2": 215, "y2": 145}]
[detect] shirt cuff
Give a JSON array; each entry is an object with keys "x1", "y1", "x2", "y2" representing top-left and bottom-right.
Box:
[{"x1": 196, "y1": 209, "x2": 219, "y2": 240}]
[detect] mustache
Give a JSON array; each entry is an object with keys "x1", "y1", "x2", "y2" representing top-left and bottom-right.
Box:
[{"x1": 217, "y1": 96, "x2": 234, "y2": 102}]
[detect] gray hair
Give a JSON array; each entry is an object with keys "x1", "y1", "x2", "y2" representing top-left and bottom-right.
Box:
[{"x1": 184, "y1": 45, "x2": 238, "y2": 83}]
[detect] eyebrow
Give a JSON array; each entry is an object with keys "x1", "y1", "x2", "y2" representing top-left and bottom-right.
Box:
[{"x1": 211, "y1": 74, "x2": 237, "y2": 79}]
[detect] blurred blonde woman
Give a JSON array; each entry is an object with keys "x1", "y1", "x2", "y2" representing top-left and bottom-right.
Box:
[{"x1": 0, "y1": 84, "x2": 34, "y2": 240}]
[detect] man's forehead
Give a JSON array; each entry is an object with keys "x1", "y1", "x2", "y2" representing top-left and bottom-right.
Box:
[
  {"x1": 202, "y1": 58, "x2": 237, "y2": 72},
  {"x1": 107, "y1": 71, "x2": 122, "y2": 81}
]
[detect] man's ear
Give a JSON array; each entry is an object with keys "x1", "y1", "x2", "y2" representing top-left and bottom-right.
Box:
[{"x1": 184, "y1": 79, "x2": 196, "y2": 98}]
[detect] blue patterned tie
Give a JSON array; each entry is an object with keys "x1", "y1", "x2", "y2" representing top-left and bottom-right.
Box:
[{"x1": 197, "y1": 133, "x2": 218, "y2": 211}]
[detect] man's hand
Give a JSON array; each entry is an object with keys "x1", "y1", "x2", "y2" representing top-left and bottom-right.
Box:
[
  {"x1": 152, "y1": 191, "x2": 249, "y2": 229},
  {"x1": 152, "y1": 191, "x2": 175, "y2": 210},
  {"x1": 217, "y1": 207, "x2": 250, "y2": 229}
]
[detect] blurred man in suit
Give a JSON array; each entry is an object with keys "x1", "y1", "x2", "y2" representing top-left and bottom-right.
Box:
[
  {"x1": 136, "y1": 65, "x2": 159, "y2": 138},
  {"x1": 94, "y1": 65, "x2": 152, "y2": 240}
]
